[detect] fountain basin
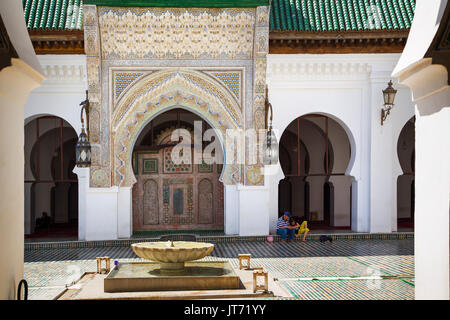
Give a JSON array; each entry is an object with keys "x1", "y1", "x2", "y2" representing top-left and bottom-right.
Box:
[
  {"x1": 131, "y1": 241, "x2": 214, "y2": 270},
  {"x1": 104, "y1": 261, "x2": 241, "y2": 292}
]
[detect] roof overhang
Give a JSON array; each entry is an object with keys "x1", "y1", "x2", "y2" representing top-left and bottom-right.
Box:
[{"x1": 269, "y1": 30, "x2": 410, "y2": 54}]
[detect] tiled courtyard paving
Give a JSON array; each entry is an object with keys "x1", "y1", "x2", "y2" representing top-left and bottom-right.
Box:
[{"x1": 24, "y1": 239, "x2": 414, "y2": 300}]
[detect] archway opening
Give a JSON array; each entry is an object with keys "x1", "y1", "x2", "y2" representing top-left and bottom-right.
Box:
[
  {"x1": 24, "y1": 116, "x2": 78, "y2": 241},
  {"x1": 397, "y1": 116, "x2": 415, "y2": 231},
  {"x1": 131, "y1": 108, "x2": 224, "y2": 235},
  {"x1": 278, "y1": 114, "x2": 353, "y2": 230}
]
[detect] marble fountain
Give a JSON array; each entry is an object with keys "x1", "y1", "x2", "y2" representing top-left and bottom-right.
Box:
[
  {"x1": 55, "y1": 240, "x2": 286, "y2": 299},
  {"x1": 103, "y1": 240, "x2": 241, "y2": 292}
]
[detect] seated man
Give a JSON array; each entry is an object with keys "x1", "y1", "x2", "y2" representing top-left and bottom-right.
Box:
[{"x1": 276, "y1": 211, "x2": 296, "y2": 242}]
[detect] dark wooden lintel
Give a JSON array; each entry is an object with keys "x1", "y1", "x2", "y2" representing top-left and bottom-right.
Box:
[{"x1": 29, "y1": 30, "x2": 84, "y2": 54}]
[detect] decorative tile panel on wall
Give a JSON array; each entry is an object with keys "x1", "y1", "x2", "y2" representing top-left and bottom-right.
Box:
[
  {"x1": 142, "y1": 158, "x2": 158, "y2": 174},
  {"x1": 113, "y1": 72, "x2": 145, "y2": 100},
  {"x1": 205, "y1": 71, "x2": 242, "y2": 102}
]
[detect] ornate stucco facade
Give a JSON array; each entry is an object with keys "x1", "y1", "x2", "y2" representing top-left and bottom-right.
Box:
[{"x1": 83, "y1": 5, "x2": 270, "y2": 189}]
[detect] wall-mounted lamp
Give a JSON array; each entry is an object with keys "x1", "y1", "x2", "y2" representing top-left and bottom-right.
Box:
[
  {"x1": 75, "y1": 90, "x2": 91, "y2": 167},
  {"x1": 381, "y1": 80, "x2": 398, "y2": 126},
  {"x1": 263, "y1": 86, "x2": 279, "y2": 165}
]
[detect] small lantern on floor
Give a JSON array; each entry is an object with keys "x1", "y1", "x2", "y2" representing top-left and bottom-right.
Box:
[
  {"x1": 76, "y1": 91, "x2": 91, "y2": 167},
  {"x1": 263, "y1": 86, "x2": 279, "y2": 165},
  {"x1": 381, "y1": 80, "x2": 398, "y2": 125}
]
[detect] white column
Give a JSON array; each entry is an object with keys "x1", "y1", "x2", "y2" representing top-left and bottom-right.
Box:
[
  {"x1": 72, "y1": 167, "x2": 89, "y2": 240},
  {"x1": 237, "y1": 185, "x2": 270, "y2": 236},
  {"x1": 0, "y1": 59, "x2": 44, "y2": 299},
  {"x1": 369, "y1": 78, "x2": 396, "y2": 233},
  {"x1": 224, "y1": 184, "x2": 239, "y2": 235},
  {"x1": 264, "y1": 164, "x2": 284, "y2": 234},
  {"x1": 84, "y1": 187, "x2": 119, "y2": 241},
  {"x1": 396, "y1": 58, "x2": 450, "y2": 299},
  {"x1": 117, "y1": 187, "x2": 132, "y2": 238},
  {"x1": 415, "y1": 106, "x2": 450, "y2": 299},
  {"x1": 350, "y1": 81, "x2": 371, "y2": 233}
]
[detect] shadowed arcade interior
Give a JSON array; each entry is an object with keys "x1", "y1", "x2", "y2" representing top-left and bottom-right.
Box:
[
  {"x1": 24, "y1": 116, "x2": 78, "y2": 241},
  {"x1": 397, "y1": 116, "x2": 415, "y2": 230},
  {"x1": 278, "y1": 114, "x2": 353, "y2": 230}
]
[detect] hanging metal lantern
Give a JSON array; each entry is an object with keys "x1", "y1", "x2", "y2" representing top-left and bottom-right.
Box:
[
  {"x1": 75, "y1": 128, "x2": 91, "y2": 167},
  {"x1": 263, "y1": 126, "x2": 279, "y2": 165},
  {"x1": 76, "y1": 90, "x2": 91, "y2": 167},
  {"x1": 263, "y1": 86, "x2": 279, "y2": 165}
]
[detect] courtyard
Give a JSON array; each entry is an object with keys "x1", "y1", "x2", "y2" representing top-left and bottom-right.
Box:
[{"x1": 25, "y1": 237, "x2": 414, "y2": 300}]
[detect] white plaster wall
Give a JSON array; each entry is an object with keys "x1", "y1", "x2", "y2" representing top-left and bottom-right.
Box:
[
  {"x1": 267, "y1": 53, "x2": 415, "y2": 234},
  {"x1": 369, "y1": 70, "x2": 415, "y2": 233},
  {"x1": 24, "y1": 55, "x2": 87, "y2": 134},
  {"x1": 84, "y1": 188, "x2": 119, "y2": 241},
  {"x1": 224, "y1": 184, "x2": 240, "y2": 235},
  {"x1": 267, "y1": 54, "x2": 371, "y2": 232},
  {"x1": 237, "y1": 179, "x2": 271, "y2": 236}
]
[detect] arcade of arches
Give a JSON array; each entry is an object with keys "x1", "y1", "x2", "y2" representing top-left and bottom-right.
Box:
[
  {"x1": 131, "y1": 108, "x2": 224, "y2": 234},
  {"x1": 22, "y1": 113, "x2": 416, "y2": 239},
  {"x1": 278, "y1": 115, "x2": 353, "y2": 229},
  {"x1": 24, "y1": 116, "x2": 78, "y2": 240}
]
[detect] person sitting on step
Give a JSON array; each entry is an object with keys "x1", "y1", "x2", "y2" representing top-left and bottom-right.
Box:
[
  {"x1": 294, "y1": 216, "x2": 310, "y2": 242},
  {"x1": 276, "y1": 211, "x2": 296, "y2": 243}
]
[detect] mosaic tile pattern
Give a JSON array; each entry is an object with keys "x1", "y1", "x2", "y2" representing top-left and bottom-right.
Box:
[
  {"x1": 280, "y1": 279, "x2": 413, "y2": 300},
  {"x1": 114, "y1": 72, "x2": 144, "y2": 99},
  {"x1": 210, "y1": 72, "x2": 241, "y2": 100},
  {"x1": 349, "y1": 255, "x2": 414, "y2": 277},
  {"x1": 227, "y1": 257, "x2": 374, "y2": 279}
]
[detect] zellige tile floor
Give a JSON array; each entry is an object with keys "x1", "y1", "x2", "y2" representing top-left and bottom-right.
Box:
[{"x1": 24, "y1": 239, "x2": 414, "y2": 300}]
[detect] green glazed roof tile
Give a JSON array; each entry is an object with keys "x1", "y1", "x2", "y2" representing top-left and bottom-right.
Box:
[
  {"x1": 23, "y1": 0, "x2": 415, "y2": 32},
  {"x1": 24, "y1": 0, "x2": 84, "y2": 30}
]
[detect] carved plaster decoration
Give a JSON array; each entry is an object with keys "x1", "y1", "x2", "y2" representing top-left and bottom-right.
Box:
[
  {"x1": 97, "y1": 8, "x2": 256, "y2": 60},
  {"x1": 113, "y1": 88, "x2": 241, "y2": 187},
  {"x1": 112, "y1": 70, "x2": 243, "y2": 132},
  {"x1": 84, "y1": 4, "x2": 111, "y2": 187},
  {"x1": 245, "y1": 5, "x2": 270, "y2": 186},
  {"x1": 267, "y1": 61, "x2": 373, "y2": 82}
]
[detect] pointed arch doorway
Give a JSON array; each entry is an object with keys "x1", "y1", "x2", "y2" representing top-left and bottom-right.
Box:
[{"x1": 131, "y1": 108, "x2": 224, "y2": 234}]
